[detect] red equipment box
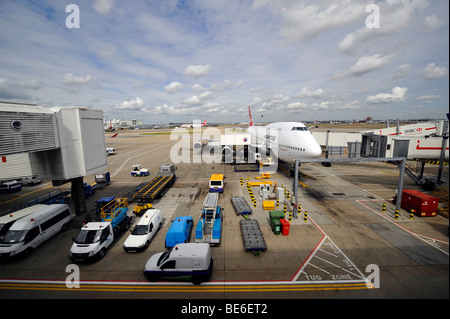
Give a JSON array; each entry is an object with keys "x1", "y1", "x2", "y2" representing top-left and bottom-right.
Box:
[
  {"x1": 401, "y1": 189, "x2": 439, "y2": 217},
  {"x1": 280, "y1": 218, "x2": 290, "y2": 236}
]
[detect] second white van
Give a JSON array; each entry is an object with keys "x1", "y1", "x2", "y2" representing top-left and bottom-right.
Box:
[
  {"x1": 0, "y1": 204, "x2": 72, "y2": 261},
  {"x1": 0, "y1": 205, "x2": 49, "y2": 240},
  {"x1": 123, "y1": 209, "x2": 162, "y2": 253}
]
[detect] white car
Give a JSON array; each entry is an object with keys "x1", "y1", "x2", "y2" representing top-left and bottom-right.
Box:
[{"x1": 123, "y1": 209, "x2": 161, "y2": 252}]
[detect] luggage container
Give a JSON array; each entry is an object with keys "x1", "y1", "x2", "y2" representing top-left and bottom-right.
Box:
[
  {"x1": 269, "y1": 211, "x2": 285, "y2": 220},
  {"x1": 269, "y1": 218, "x2": 281, "y2": 235},
  {"x1": 401, "y1": 189, "x2": 439, "y2": 217},
  {"x1": 280, "y1": 218, "x2": 290, "y2": 236}
]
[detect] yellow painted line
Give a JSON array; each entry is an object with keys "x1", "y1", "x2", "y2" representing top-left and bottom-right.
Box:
[{"x1": 0, "y1": 184, "x2": 53, "y2": 206}]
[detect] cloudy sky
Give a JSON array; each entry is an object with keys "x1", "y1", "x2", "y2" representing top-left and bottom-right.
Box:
[{"x1": 0, "y1": 0, "x2": 448, "y2": 124}]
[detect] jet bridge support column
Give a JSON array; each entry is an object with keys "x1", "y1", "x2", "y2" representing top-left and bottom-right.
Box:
[
  {"x1": 293, "y1": 159, "x2": 299, "y2": 218},
  {"x1": 395, "y1": 158, "x2": 406, "y2": 213},
  {"x1": 437, "y1": 136, "x2": 448, "y2": 184},
  {"x1": 70, "y1": 177, "x2": 88, "y2": 217}
]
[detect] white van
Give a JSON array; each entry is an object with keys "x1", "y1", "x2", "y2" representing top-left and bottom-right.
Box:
[
  {"x1": 123, "y1": 209, "x2": 162, "y2": 253},
  {"x1": 0, "y1": 205, "x2": 48, "y2": 240},
  {"x1": 20, "y1": 176, "x2": 42, "y2": 186},
  {"x1": 143, "y1": 243, "x2": 213, "y2": 284},
  {"x1": 0, "y1": 204, "x2": 72, "y2": 260}
]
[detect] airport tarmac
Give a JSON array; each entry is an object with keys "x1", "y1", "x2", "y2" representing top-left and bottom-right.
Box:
[{"x1": 0, "y1": 128, "x2": 448, "y2": 300}]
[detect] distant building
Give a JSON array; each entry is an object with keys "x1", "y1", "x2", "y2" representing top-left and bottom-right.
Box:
[{"x1": 104, "y1": 118, "x2": 142, "y2": 130}]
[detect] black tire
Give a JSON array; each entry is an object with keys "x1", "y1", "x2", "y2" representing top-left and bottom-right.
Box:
[
  {"x1": 23, "y1": 247, "x2": 34, "y2": 258},
  {"x1": 98, "y1": 248, "x2": 107, "y2": 259}
]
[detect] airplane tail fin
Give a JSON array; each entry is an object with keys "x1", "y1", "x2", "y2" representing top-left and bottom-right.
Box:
[
  {"x1": 202, "y1": 120, "x2": 207, "y2": 126},
  {"x1": 248, "y1": 106, "x2": 253, "y2": 126}
]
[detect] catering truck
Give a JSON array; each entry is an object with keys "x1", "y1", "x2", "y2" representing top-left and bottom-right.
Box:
[{"x1": 69, "y1": 198, "x2": 131, "y2": 262}]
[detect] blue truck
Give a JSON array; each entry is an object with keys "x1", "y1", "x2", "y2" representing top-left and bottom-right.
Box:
[
  {"x1": 195, "y1": 193, "x2": 223, "y2": 246},
  {"x1": 165, "y1": 216, "x2": 193, "y2": 248}
]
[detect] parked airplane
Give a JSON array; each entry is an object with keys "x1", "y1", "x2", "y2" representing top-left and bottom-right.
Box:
[
  {"x1": 246, "y1": 106, "x2": 323, "y2": 163},
  {"x1": 180, "y1": 120, "x2": 207, "y2": 129}
]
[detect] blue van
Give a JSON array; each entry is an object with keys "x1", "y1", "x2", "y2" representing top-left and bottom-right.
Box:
[{"x1": 165, "y1": 216, "x2": 193, "y2": 248}]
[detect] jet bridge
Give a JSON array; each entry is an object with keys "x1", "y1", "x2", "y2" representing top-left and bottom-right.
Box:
[{"x1": 0, "y1": 101, "x2": 108, "y2": 217}]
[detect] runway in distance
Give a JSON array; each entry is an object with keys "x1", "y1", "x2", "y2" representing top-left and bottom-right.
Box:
[{"x1": 246, "y1": 106, "x2": 323, "y2": 163}]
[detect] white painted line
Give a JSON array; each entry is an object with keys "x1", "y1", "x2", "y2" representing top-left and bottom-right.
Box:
[
  {"x1": 314, "y1": 256, "x2": 364, "y2": 279},
  {"x1": 309, "y1": 263, "x2": 331, "y2": 274},
  {"x1": 318, "y1": 248, "x2": 338, "y2": 258}
]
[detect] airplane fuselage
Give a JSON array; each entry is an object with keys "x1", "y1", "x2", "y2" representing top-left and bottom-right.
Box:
[{"x1": 247, "y1": 122, "x2": 322, "y2": 163}]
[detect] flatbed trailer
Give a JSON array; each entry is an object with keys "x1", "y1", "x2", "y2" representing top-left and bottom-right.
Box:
[
  {"x1": 240, "y1": 219, "x2": 267, "y2": 255},
  {"x1": 133, "y1": 175, "x2": 175, "y2": 202},
  {"x1": 230, "y1": 196, "x2": 252, "y2": 215}
]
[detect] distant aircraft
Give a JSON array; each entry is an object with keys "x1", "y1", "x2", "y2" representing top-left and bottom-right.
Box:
[
  {"x1": 180, "y1": 120, "x2": 207, "y2": 129},
  {"x1": 246, "y1": 106, "x2": 322, "y2": 163}
]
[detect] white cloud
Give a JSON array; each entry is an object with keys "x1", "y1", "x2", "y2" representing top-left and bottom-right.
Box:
[
  {"x1": 182, "y1": 91, "x2": 212, "y2": 105},
  {"x1": 424, "y1": 63, "x2": 449, "y2": 79},
  {"x1": 424, "y1": 15, "x2": 443, "y2": 31},
  {"x1": 89, "y1": 41, "x2": 117, "y2": 57},
  {"x1": 296, "y1": 87, "x2": 325, "y2": 99},
  {"x1": 235, "y1": 80, "x2": 245, "y2": 87},
  {"x1": 278, "y1": 1, "x2": 366, "y2": 43},
  {"x1": 93, "y1": 0, "x2": 115, "y2": 15},
  {"x1": 210, "y1": 79, "x2": 244, "y2": 92},
  {"x1": 287, "y1": 102, "x2": 308, "y2": 110},
  {"x1": 192, "y1": 84, "x2": 206, "y2": 92},
  {"x1": 339, "y1": 0, "x2": 429, "y2": 52},
  {"x1": 164, "y1": 81, "x2": 184, "y2": 94},
  {"x1": 62, "y1": 73, "x2": 99, "y2": 93},
  {"x1": 367, "y1": 87, "x2": 408, "y2": 104},
  {"x1": 184, "y1": 64, "x2": 211, "y2": 78},
  {"x1": 0, "y1": 77, "x2": 42, "y2": 99},
  {"x1": 63, "y1": 73, "x2": 95, "y2": 85},
  {"x1": 116, "y1": 96, "x2": 145, "y2": 110},
  {"x1": 416, "y1": 95, "x2": 440, "y2": 100},
  {"x1": 391, "y1": 64, "x2": 412, "y2": 80},
  {"x1": 331, "y1": 54, "x2": 393, "y2": 80}
]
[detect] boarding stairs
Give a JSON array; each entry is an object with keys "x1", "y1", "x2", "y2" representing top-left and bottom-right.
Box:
[{"x1": 200, "y1": 209, "x2": 215, "y2": 242}]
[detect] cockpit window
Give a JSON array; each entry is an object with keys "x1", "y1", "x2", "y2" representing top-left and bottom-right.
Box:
[{"x1": 291, "y1": 127, "x2": 308, "y2": 131}]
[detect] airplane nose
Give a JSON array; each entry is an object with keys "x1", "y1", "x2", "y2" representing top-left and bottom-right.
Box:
[{"x1": 311, "y1": 144, "x2": 323, "y2": 158}]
